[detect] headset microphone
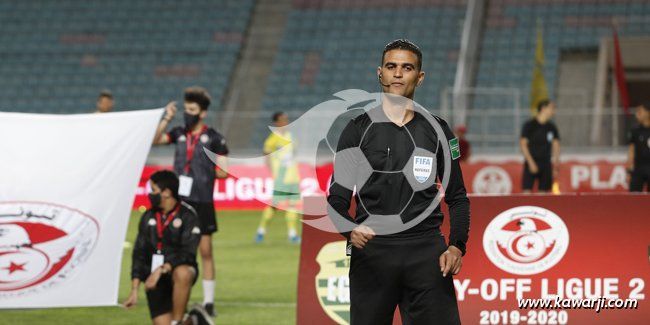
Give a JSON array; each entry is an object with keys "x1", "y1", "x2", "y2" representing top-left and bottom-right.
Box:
[{"x1": 378, "y1": 73, "x2": 391, "y2": 87}]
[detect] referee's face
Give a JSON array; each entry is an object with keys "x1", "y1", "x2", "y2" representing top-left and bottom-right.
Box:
[{"x1": 378, "y1": 49, "x2": 424, "y2": 99}]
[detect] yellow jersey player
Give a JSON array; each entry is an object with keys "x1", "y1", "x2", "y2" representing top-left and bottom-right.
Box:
[{"x1": 256, "y1": 112, "x2": 301, "y2": 244}]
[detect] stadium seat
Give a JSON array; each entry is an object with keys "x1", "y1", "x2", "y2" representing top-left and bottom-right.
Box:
[
  {"x1": 260, "y1": 1, "x2": 468, "y2": 113},
  {"x1": 0, "y1": 0, "x2": 254, "y2": 114}
]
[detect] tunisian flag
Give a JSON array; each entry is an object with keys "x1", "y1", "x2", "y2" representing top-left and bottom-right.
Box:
[{"x1": 0, "y1": 109, "x2": 162, "y2": 308}]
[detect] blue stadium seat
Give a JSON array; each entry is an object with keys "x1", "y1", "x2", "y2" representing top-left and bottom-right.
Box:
[
  {"x1": 262, "y1": 2, "x2": 467, "y2": 112},
  {"x1": 475, "y1": 0, "x2": 650, "y2": 115},
  {"x1": 0, "y1": 0, "x2": 254, "y2": 114}
]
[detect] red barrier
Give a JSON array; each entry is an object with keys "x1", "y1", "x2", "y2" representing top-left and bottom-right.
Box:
[
  {"x1": 132, "y1": 164, "x2": 324, "y2": 209},
  {"x1": 133, "y1": 160, "x2": 630, "y2": 210},
  {"x1": 462, "y1": 160, "x2": 628, "y2": 194},
  {"x1": 297, "y1": 194, "x2": 650, "y2": 325}
]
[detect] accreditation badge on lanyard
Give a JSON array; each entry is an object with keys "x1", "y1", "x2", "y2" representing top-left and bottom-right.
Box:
[
  {"x1": 151, "y1": 205, "x2": 180, "y2": 272},
  {"x1": 179, "y1": 126, "x2": 207, "y2": 197}
]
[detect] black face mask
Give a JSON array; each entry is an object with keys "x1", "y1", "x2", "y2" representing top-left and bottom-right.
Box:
[
  {"x1": 148, "y1": 192, "x2": 162, "y2": 209},
  {"x1": 184, "y1": 112, "x2": 200, "y2": 129}
]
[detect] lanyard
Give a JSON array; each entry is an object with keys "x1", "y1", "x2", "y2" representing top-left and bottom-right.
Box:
[
  {"x1": 184, "y1": 125, "x2": 208, "y2": 174},
  {"x1": 155, "y1": 204, "x2": 180, "y2": 251}
]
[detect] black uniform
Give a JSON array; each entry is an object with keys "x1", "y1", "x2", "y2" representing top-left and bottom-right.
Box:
[
  {"x1": 327, "y1": 107, "x2": 470, "y2": 325},
  {"x1": 168, "y1": 126, "x2": 229, "y2": 234},
  {"x1": 131, "y1": 202, "x2": 201, "y2": 318},
  {"x1": 520, "y1": 118, "x2": 560, "y2": 191},
  {"x1": 628, "y1": 125, "x2": 650, "y2": 192}
]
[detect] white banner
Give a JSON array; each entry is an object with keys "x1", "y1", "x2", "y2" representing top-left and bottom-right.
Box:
[{"x1": 0, "y1": 109, "x2": 162, "y2": 308}]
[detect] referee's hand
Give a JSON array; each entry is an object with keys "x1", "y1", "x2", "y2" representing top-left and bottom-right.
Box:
[
  {"x1": 439, "y1": 246, "x2": 463, "y2": 277},
  {"x1": 350, "y1": 225, "x2": 375, "y2": 249}
]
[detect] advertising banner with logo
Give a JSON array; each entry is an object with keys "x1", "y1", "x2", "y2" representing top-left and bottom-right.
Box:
[
  {"x1": 297, "y1": 195, "x2": 650, "y2": 324},
  {"x1": 0, "y1": 110, "x2": 162, "y2": 308},
  {"x1": 132, "y1": 164, "x2": 325, "y2": 209},
  {"x1": 463, "y1": 160, "x2": 628, "y2": 195},
  {"x1": 133, "y1": 159, "x2": 630, "y2": 210}
]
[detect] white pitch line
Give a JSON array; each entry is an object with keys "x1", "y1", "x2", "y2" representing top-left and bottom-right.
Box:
[{"x1": 213, "y1": 301, "x2": 296, "y2": 308}]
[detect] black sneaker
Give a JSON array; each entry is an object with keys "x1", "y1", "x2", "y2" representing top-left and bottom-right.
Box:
[
  {"x1": 188, "y1": 304, "x2": 214, "y2": 325},
  {"x1": 204, "y1": 302, "x2": 217, "y2": 317}
]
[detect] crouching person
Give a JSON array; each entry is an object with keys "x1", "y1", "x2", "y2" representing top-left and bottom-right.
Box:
[{"x1": 123, "y1": 170, "x2": 211, "y2": 325}]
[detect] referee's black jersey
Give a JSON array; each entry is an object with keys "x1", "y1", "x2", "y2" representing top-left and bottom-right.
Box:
[
  {"x1": 520, "y1": 119, "x2": 560, "y2": 163},
  {"x1": 168, "y1": 126, "x2": 229, "y2": 203},
  {"x1": 131, "y1": 202, "x2": 201, "y2": 281},
  {"x1": 327, "y1": 107, "x2": 470, "y2": 255},
  {"x1": 628, "y1": 125, "x2": 650, "y2": 169}
]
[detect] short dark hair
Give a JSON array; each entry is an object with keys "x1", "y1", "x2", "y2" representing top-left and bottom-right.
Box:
[
  {"x1": 184, "y1": 86, "x2": 211, "y2": 111},
  {"x1": 537, "y1": 99, "x2": 552, "y2": 113},
  {"x1": 98, "y1": 90, "x2": 113, "y2": 100},
  {"x1": 382, "y1": 39, "x2": 423, "y2": 70},
  {"x1": 150, "y1": 170, "x2": 179, "y2": 200},
  {"x1": 637, "y1": 102, "x2": 650, "y2": 111},
  {"x1": 272, "y1": 111, "x2": 286, "y2": 122}
]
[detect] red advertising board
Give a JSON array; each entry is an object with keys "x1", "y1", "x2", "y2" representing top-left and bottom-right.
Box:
[
  {"x1": 297, "y1": 194, "x2": 650, "y2": 325},
  {"x1": 132, "y1": 164, "x2": 325, "y2": 209},
  {"x1": 462, "y1": 161, "x2": 629, "y2": 194},
  {"x1": 133, "y1": 159, "x2": 632, "y2": 210}
]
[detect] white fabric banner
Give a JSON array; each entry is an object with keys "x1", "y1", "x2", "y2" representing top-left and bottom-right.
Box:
[{"x1": 0, "y1": 109, "x2": 163, "y2": 308}]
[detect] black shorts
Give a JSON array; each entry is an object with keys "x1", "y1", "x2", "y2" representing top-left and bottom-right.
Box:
[
  {"x1": 522, "y1": 161, "x2": 552, "y2": 191},
  {"x1": 629, "y1": 167, "x2": 650, "y2": 192},
  {"x1": 145, "y1": 266, "x2": 198, "y2": 319},
  {"x1": 349, "y1": 233, "x2": 460, "y2": 325},
  {"x1": 186, "y1": 200, "x2": 217, "y2": 235}
]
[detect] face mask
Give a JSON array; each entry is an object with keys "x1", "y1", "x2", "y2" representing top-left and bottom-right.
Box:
[
  {"x1": 148, "y1": 192, "x2": 162, "y2": 209},
  {"x1": 184, "y1": 112, "x2": 200, "y2": 129}
]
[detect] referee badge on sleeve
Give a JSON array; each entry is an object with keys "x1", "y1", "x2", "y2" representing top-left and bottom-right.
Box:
[{"x1": 449, "y1": 137, "x2": 460, "y2": 160}]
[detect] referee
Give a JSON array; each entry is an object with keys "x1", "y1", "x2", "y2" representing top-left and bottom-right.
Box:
[
  {"x1": 627, "y1": 103, "x2": 650, "y2": 192},
  {"x1": 327, "y1": 39, "x2": 470, "y2": 325},
  {"x1": 519, "y1": 100, "x2": 560, "y2": 193}
]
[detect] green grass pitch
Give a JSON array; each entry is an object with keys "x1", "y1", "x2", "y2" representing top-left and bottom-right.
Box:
[{"x1": 1, "y1": 210, "x2": 301, "y2": 324}]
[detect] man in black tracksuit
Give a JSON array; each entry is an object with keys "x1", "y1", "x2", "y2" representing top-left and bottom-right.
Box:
[
  {"x1": 327, "y1": 39, "x2": 470, "y2": 325},
  {"x1": 123, "y1": 170, "x2": 210, "y2": 325},
  {"x1": 627, "y1": 103, "x2": 650, "y2": 192}
]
